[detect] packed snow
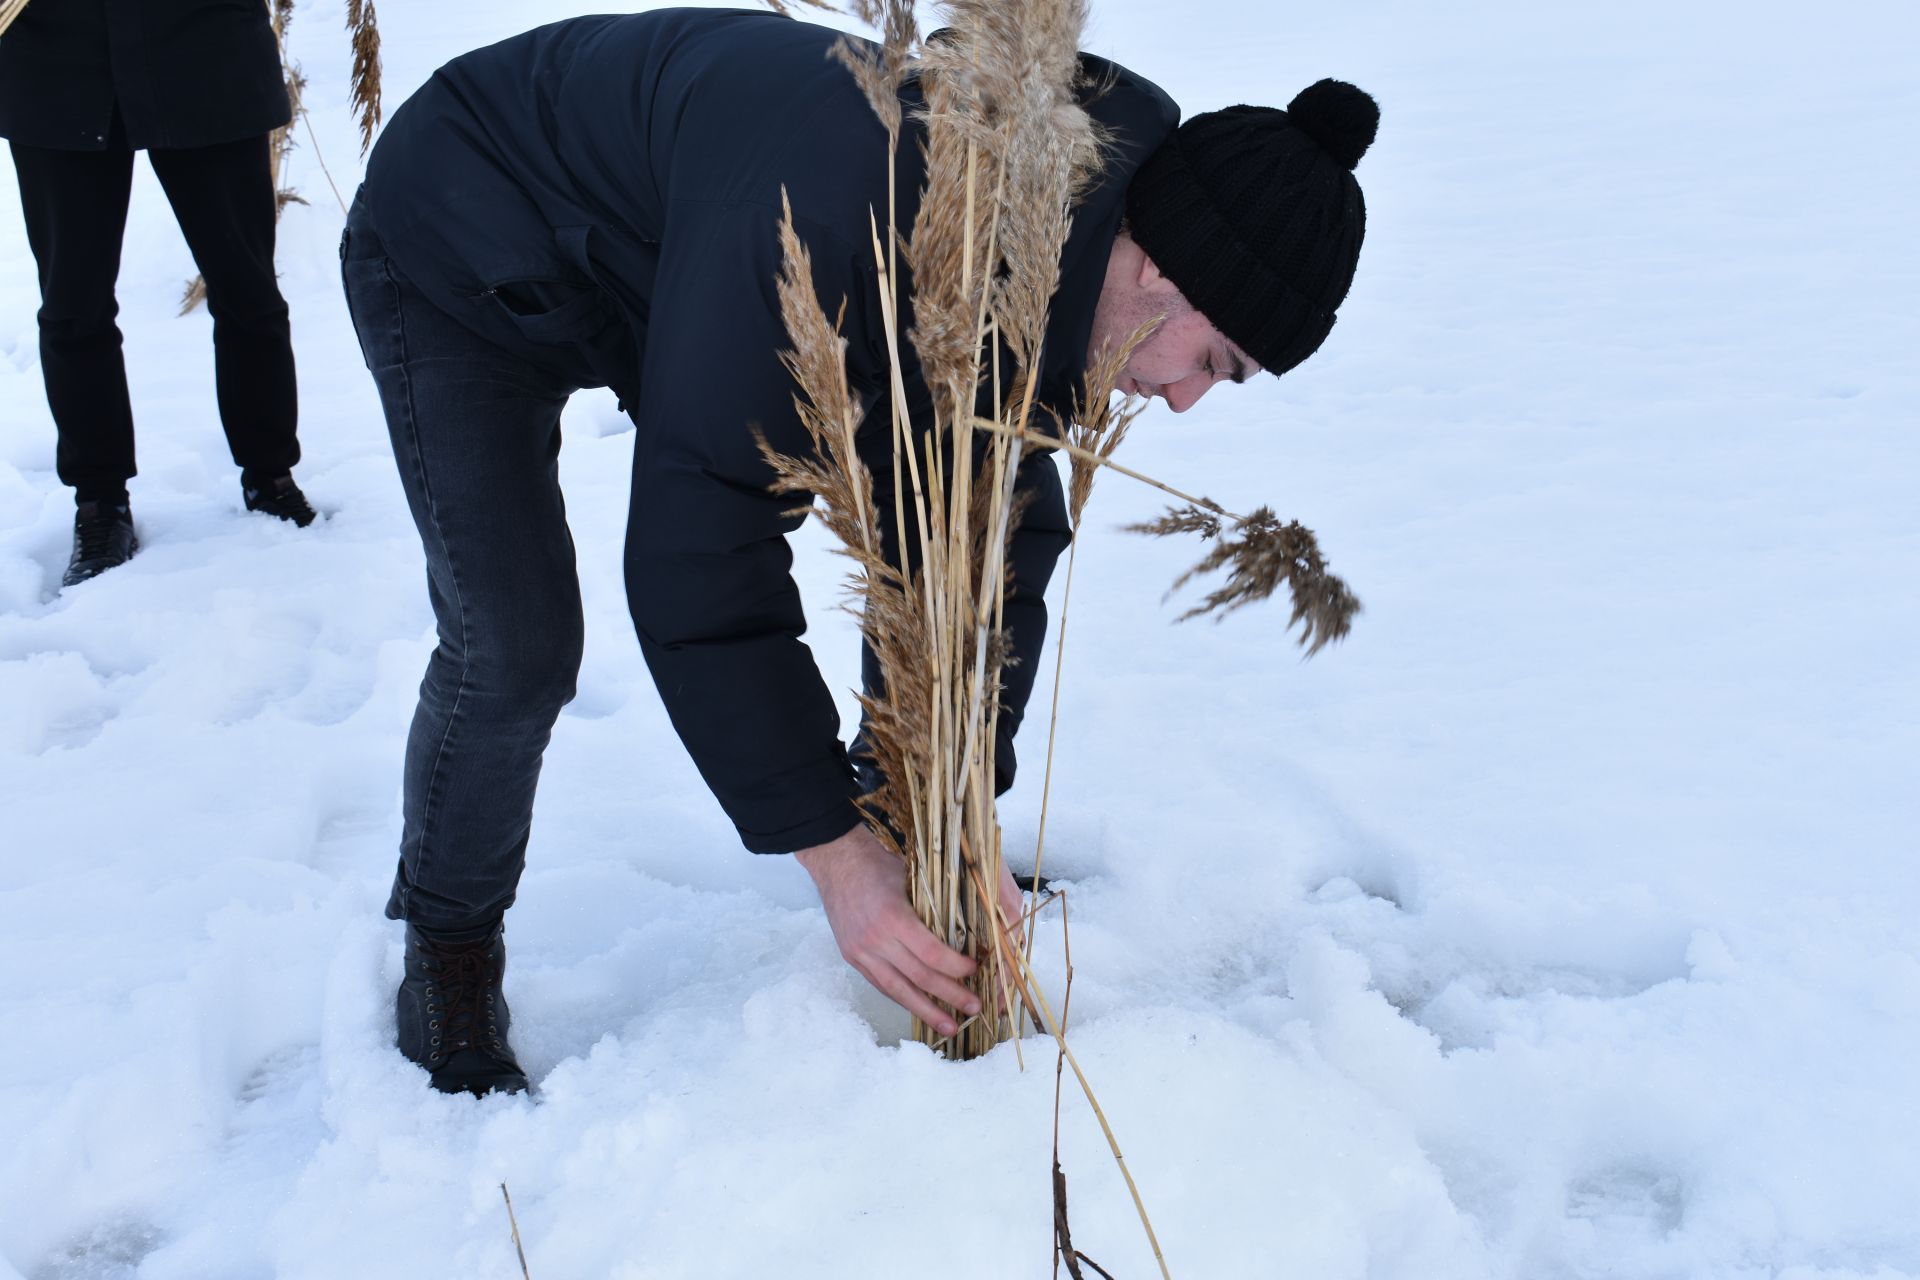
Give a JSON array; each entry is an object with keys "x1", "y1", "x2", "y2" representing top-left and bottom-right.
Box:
[{"x1": 2, "y1": 0, "x2": 1916, "y2": 1276}]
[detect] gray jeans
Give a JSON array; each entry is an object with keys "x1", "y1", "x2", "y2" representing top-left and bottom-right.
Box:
[{"x1": 342, "y1": 199, "x2": 585, "y2": 934}]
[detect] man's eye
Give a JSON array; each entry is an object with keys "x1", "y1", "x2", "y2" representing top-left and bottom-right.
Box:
[{"x1": 1203, "y1": 357, "x2": 1216, "y2": 377}]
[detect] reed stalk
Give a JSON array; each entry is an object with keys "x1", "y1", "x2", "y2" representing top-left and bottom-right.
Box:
[
  {"x1": 972, "y1": 417, "x2": 1234, "y2": 518},
  {"x1": 500, "y1": 1183, "x2": 532, "y2": 1279},
  {"x1": 969, "y1": 861, "x2": 1172, "y2": 1280},
  {"x1": 1050, "y1": 891, "x2": 1075, "y2": 1279},
  {"x1": 1024, "y1": 332, "x2": 1151, "y2": 970},
  {"x1": 0, "y1": 0, "x2": 32, "y2": 40}
]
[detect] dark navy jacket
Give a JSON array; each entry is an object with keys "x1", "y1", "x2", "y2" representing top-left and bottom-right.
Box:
[
  {"x1": 0, "y1": 0, "x2": 289, "y2": 151},
  {"x1": 361, "y1": 8, "x2": 1179, "y2": 853}
]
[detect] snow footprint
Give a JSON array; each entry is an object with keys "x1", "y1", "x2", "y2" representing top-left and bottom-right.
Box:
[
  {"x1": 1302, "y1": 865, "x2": 1694, "y2": 1052},
  {"x1": 26, "y1": 1219, "x2": 164, "y2": 1280},
  {"x1": 0, "y1": 650, "x2": 119, "y2": 755},
  {"x1": 1566, "y1": 1164, "x2": 1686, "y2": 1238}
]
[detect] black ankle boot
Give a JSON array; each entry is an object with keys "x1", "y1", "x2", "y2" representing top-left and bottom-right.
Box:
[
  {"x1": 242, "y1": 473, "x2": 317, "y2": 527},
  {"x1": 62, "y1": 499, "x2": 138, "y2": 587},
  {"x1": 397, "y1": 922, "x2": 530, "y2": 1097}
]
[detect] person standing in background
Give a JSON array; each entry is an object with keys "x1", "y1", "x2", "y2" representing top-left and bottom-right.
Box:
[{"x1": 0, "y1": 0, "x2": 317, "y2": 589}]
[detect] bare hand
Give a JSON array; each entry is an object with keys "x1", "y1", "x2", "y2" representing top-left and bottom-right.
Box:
[
  {"x1": 796, "y1": 824, "x2": 983, "y2": 1038},
  {"x1": 994, "y1": 861, "x2": 1025, "y2": 952}
]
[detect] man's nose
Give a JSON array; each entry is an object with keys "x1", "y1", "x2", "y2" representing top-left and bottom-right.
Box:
[{"x1": 1162, "y1": 375, "x2": 1214, "y2": 414}]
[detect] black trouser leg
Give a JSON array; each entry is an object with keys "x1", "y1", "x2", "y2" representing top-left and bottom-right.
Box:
[
  {"x1": 8, "y1": 136, "x2": 138, "y2": 503},
  {"x1": 149, "y1": 132, "x2": 300, "y2": 482}
]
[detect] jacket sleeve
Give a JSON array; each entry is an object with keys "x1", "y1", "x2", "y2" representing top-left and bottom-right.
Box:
[{"x1": 623, "y1": 199, "x2": 874, "y2": 854}]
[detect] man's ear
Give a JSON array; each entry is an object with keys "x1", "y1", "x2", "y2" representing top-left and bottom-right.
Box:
[{"x1": 1136, "y1": 250, "x2": 1182, "y2": 295}]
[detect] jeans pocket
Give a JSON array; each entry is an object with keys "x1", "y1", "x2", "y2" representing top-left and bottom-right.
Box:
[{"x1": 342, "y1": 256, "x2": 401, "y2": 372}]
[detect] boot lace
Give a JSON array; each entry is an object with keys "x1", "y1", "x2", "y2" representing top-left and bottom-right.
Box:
[
  {"x1": 247, "y1": 479, "x2": 317, "y2": 526},
  {"x1": 420, "y1": 939, "x2": 502, "y2": 1058},
  {"x1": 73, "y1": 510, "x2": 127, "y2": 560}
]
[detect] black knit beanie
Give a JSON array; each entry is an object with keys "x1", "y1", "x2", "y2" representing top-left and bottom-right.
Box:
[{"x1": 1125, "y1": 80, "x2": 1380, "y2": 378}]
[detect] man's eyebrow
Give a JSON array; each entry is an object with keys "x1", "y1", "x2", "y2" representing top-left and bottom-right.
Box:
[{"x1": 1227, "y1": 350, "x2": 1250, "y2": 385}]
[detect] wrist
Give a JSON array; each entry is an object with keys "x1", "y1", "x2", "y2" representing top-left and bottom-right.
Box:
[{"x1": 795, "y1": 824, "x2": 866, "y2": 880}]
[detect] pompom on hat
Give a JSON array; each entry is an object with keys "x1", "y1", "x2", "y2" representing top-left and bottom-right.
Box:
[{"x1": 1124, "y1": 79, "x2": 1380, "y2": 377}]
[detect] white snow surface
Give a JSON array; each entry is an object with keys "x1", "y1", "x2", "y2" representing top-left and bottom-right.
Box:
[{"x1": 2, "y1": 0, "x2": 1916, "y2": 1276}]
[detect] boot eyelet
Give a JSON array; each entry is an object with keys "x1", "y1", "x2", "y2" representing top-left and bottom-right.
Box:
[
  {"x1": 430, "y1": 1035, "x2": 440, "y2": 1046},
  {"x1": 428, "y1": 1020, "x2": 439, "y2": 1029}
]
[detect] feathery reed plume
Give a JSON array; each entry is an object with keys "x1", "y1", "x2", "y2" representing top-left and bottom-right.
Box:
[
  {"x1": 828, "y1": 3, "x2": 918, "y2": 137},
  {"x1": 345, "y1": 0, "x2": 382, "y2": 155},
  {"x1": 756, "y1": 191, "x2": 882, "y2": 564},
  {"x1": 1129, "y1": 504, "x2": 1361, "y2": 653},
  {"x1": 759, "y1": 0, "x2": 840, "y2": 15}
]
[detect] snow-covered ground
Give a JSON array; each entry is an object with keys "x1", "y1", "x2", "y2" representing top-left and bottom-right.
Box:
[{"x1": 3, "y1": 0, "x2": 1916, "y2": 1276}]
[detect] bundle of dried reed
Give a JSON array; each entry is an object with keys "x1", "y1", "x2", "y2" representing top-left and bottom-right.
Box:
[
  {"x1": 764, "y1": 2, "x2": 1352, "y2": 1271},
  {"x1": 762, "y1": 0, "x2": 1105, "y2": 1064},
  {"x1": 762, "y1": 4, "x2": 1171, "y2": 1272}
]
